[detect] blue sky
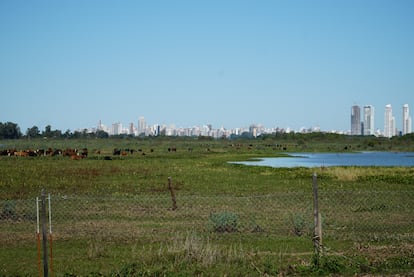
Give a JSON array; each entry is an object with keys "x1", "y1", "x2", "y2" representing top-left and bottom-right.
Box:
[{"x1": 1, "y1": 0, "x2": 413, "y2": 133}]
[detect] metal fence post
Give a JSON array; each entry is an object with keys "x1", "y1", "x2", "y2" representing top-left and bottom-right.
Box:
[
  {"x1": 168, "y1": 177, "x2": 177, "y2": 210},
  {"x1": 36, "y1": 197, "x2": 42, "y2": 277},
  {"x1": 312, "y1": 173, "x2": 322, "y2": 256},
  {"x1": 41, "y1": 189, "x2": 49, "y2": 277}
]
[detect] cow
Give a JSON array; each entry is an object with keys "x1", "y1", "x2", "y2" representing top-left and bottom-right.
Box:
[
  {"x1": 52, "y1": 149, "x2": 62, "y2": 156},
  {"x1": 80, "y1": 148, "x2": 88, "y2": 158},
  {"x1": 70, "y1": 154, "x2": 82, "y2": 160},
  {"x1": 14, "y1": 151, "x2": 29, "y2": 157},
  {"x1": 63, "y1": 148, "x2": 77, "y2": 157},
  {"x1": 27, "y1": 150, "x2": 38, "y2": 157}
]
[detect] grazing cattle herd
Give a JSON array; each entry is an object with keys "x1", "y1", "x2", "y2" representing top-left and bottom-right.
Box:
[
  {"x1": 0, "y1": 143, "x2": 287, "y2": 159},
  {"x1": 0, "y1": 148, "x2": 89, "y2": 159},
  {"x1": 0, "y1": 146, "x2": 181, "y2": 159},
  {"x1": 0, "y1": 147, "x2": 176, "y2": 159}
]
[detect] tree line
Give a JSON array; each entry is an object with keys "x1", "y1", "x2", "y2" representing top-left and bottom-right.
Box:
[{"x1": 0, "y1": 122, "x2": 109, "y2": 139}]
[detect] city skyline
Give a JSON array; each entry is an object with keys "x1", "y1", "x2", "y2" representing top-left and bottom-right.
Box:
[
  {"x1": 91, "y1": 102, "x2": 413, "y2": 137},
  {"x1": 351, "y1": 103, "x2": 412, "y2": 137},
  {"x1": 95, "y1": 116, "x2": 323, "y2": 138},
  {"x1": 1, "y1": 1, "x2": 414, "y2": 133},
  {"x1": 3, "y1": 101, "x2": 413, "y2": 138}
]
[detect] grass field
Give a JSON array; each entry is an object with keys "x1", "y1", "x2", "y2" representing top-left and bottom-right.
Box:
[{"x1": 1, "y1": 135, "x2": 413, "y2": 276}]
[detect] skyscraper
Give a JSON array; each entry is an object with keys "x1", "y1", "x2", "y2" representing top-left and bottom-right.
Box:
[
  {"x1": 403, "y1": 104, "x2": 412, "y2": 135},
  {"x1": 384, "y1": 104, "x2": 395, "y2": 138},
  {"x1": 351, "y1": 105, "x2": 361, "y2": 135},
  {"x1": 363, "y1": 105, "x2": 375, "y2": 136},
  {"x1": 138, "y1": 116, "x2": 146, "y2": 135},
  {"x1": 129, "y1": 123, "x2": 135, "y2": 135},
  {"x1": 112, "y1": 122, "x2": 122, "y2": 135}
]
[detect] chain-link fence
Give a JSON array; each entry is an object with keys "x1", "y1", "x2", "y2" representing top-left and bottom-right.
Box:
[{"x1": 1, "y1": 187, "x2": 413, "y2": 275}]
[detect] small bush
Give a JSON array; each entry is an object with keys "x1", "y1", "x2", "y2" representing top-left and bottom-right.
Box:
[
  {"x1": 291, "y1": 213, "x2": 307, "y2": 236},
  {"x1": 210, "y1": 211, "x2": 239, "y2": 233},
  {"x1": 306, "y1": 254, "x2": 346, "y2": 275},
  {"x1": 1, "y1": 200, "x2": 17, "y2": 220}
]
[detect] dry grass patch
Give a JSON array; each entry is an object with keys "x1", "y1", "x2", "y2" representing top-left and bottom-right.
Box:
[{"x1": 162, "y1": 232, "x2": 246, "y2": 267}]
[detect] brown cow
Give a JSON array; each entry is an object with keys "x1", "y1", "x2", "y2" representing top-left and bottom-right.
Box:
[
  {"x1": 14, "y1": 151, "x2": 29, "y2": 157},
  {"x1": 63, "y1": 148, "x2": 77, "y2": 157},
  {"x1": 70, "y1": 154, "x2": 82, "y2": 160}
]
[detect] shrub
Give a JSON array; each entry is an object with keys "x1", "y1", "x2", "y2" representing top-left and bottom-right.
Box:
[
  {"x1": 1, "y1": 200, "x2": 17, "y2": 220},
  {"x1": 291, "y1": 213, "x2": 307, "y2": 236},
  {"x1": 210, "y1": 211, "x2": 239, "y2": 233}
]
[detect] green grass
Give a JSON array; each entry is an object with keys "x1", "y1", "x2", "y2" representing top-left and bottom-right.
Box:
[{"x1": 1, "y1": 136, "x2": 414, "y2": 276}]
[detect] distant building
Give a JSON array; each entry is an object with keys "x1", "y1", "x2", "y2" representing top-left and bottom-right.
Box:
[
  {"x1": 138, "y1": 116, "x2": 146, "y2": 135},
  {"x1": 152, "y1": 124, "x2": 161, "y2": 136},
  {"x1": 384, "y1": 104, "x2": 395, "y2": 138},
  {"x1": 403, "y1": 104, "x2": 412, "y2": 135},
  {"x1": 249, "y1": 124, "x2": 258, "y2": 138},
  {"x1": 129, "y1": 123, "x2": 135, "y2": 135},
  {"x1": 97, "y1": 120, "x2": 103, "y2": 130},
  {"x1": 363, "y1": 105, "x2": 375, "y2": 135},
  {"x1": 111, "y1": 122, "x2": 122, "y2": 135},
  {"x1": 351, "y1": 105, "x2": 361, "y2": 135}
]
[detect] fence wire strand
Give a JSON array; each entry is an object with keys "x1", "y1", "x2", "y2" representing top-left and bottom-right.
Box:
[{"x1": 1, "y1": 189, "x2": 413, "y2": 273}]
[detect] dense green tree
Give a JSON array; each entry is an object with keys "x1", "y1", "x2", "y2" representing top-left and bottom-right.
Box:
[
  {"x1": 42, "y1": 125, "x2": 62, "y2": 138},
  {"x1": 0, "y1": 122, "x2": 22, "y2": 139},
  {"x1": 62, "y1": 129, "x2": 72, "y2": 138},
  {"x1": 71, "y1": 130, "x2": 82, "y2": 139},
  {"x1": 96, "y1": 130, "x2": 109, "y2": 138},
  {"x1": 43, "y1": 125, "x2": 52, "y2": 137},
  {"x1": 26, "y1": 126, "x2": 40, "y2": 138}
]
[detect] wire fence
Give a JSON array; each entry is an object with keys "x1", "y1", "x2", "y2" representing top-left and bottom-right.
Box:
[{"x1": 1, "y1": 187, "x2": 413, "y2": 274}]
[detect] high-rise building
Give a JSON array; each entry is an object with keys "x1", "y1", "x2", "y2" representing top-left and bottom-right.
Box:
[
  {"x1": 351, "y1": 105, "x2": 361, "y2": 135},
  {"x1": 129, "y1": 123, "x2": 135, "y2": 135},
  {"x1": 138, "y1": 116, "x2": 146, "y2": 135},
  {"x1": 384, "y1": 104, "x2": 395, "y2": 138},
  {"x1": 97, "y1": 120, "x2": 103, "y2": 130},
  {"x1": 403, "y1": 104, "x2": 412, "y2": 135},
  {"x1": 363, "y1": 105, "x2": 375, "y2": 135},
  {"x1": 112, "y1": 122, "x2": 122, "y2": 135}
]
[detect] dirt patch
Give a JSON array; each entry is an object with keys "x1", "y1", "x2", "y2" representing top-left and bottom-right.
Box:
[{"x1": 354, "y1": 242, "x2": 414, "y2": 260}]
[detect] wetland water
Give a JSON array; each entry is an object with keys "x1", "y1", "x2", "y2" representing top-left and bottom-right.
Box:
[{"x1": 233, "y1": 152, "x2": 414, "y2": 168}]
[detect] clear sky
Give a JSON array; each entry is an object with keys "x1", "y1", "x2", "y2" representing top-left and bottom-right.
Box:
[{"x1": 1, "y1": 0, "x2": 413, "y2": 133}]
